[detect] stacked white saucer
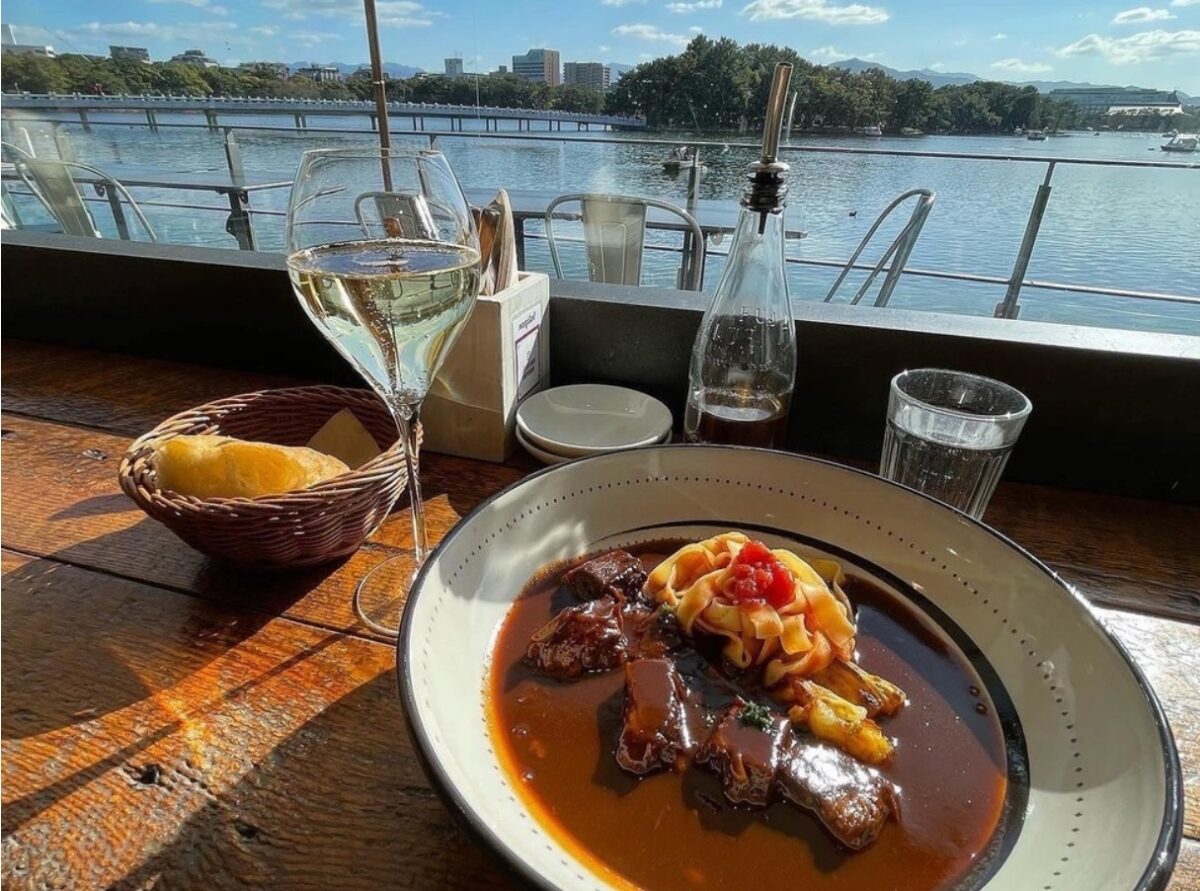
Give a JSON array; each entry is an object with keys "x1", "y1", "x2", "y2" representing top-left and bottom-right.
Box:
[{"x1": 515, "y1": 384, "x2": 674, "y2": 465}]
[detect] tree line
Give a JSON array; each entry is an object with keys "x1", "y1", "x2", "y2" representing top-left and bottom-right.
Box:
[
  {"x1": 0, "y1": 53, "x2": 607, "y2": 113},
  {"x1": 4, "y1": 41, "x2": 1193, "y2": 133},
  {"x1": 603, "y1": 37, "x2": 1178, "y2": 134}
]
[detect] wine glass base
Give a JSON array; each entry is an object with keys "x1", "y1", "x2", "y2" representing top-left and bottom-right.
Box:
[{"x1": 353, "y1": 551, "x2": 420, "y2": 637}]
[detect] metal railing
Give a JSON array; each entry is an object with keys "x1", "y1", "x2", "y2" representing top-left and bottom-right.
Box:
[{"x1": 2, "y1": 114, "x2": 1197, "y2": 318}]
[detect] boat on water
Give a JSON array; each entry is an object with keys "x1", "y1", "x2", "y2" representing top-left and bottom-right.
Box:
[
  {"x1": 856, "y1": 124, "x2": 883, "y2": 137},
  {"x1": 1161, "y1": 133, "x2": 1198, "y2": 153},
  {"x1": 1027, "y1": 130, "x2": 1047, "y2": 141},
  {"x1": 661, "y1": 146, "x2": 708, "y2": 173},
  {"x1": 1163, "y1": 129, "x2": 1178, "y2": 138},
  {"x1": 899, "y1": 127, "x2": 924, "y2": 137}
]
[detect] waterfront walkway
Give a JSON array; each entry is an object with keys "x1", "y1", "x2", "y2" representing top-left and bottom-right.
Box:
[{"x1": 1, "y1": 94, "x2": 647, "y2": 133}]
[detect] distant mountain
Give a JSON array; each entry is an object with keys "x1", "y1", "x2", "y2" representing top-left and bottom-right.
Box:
[
  {"x1": 289, "y1": 61, "x2": 423, "y2": 78},
  {"x1": 828, "y1": 58, "x2": 1189, "y2": 97},
  {"x1": 607, "y1": 63, "x2": 634, "y2": 81},
  {"x1": 830, "y1": 58, "x2": 977, "y2": 88}
]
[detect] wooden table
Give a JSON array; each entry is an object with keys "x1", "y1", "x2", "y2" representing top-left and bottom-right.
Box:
[{"x1": 2, "y1": 340, "x2": 1198, "y2": 889}]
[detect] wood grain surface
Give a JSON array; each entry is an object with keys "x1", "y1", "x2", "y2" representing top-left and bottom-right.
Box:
[
  {"x1": 3, "y1": 338, "x2": 1198, "y2": 889},
  {"x1": 0, "y1": 551, "x2": 507, "y2": 891}
]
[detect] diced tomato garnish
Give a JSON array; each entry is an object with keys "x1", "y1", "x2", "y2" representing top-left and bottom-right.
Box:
[{"x1": 728, "y1": 540, "x2": 794, "y2": 609}]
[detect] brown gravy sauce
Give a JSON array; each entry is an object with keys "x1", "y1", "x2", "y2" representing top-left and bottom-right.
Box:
[{"x1": 488, "y1": 542, "x2": 1013, "y2": 890}]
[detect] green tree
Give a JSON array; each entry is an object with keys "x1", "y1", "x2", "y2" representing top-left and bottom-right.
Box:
[
  {"x1": 1, "y1": 54, "x2": 71, "y2": 93},
  {"x1": 894, "y1": 79, "x2": 935, "y2": 131}
]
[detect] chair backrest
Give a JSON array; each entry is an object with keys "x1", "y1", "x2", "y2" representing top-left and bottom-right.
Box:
[
  {"x1": 11, "y1": 156, "x2": 157, "y2": 242},
  {"x1": 544, "y1": 193, "x2": 706, "y2": 291},
  {"x1": 824, "y1": 188, "x2": 935, "y2": 307},
  {"x1": 14, "y1": 157, "x2": 100, "y2": 237}
]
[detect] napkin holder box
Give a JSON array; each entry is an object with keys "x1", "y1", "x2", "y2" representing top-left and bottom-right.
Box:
[{"x1": 421, "y1": 272, "x2": 550, "y2": 463}]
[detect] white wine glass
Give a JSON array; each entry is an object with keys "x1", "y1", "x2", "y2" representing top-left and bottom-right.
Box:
[{"x1": 286, "y1": 146, "x2": 480, "y2": 636}]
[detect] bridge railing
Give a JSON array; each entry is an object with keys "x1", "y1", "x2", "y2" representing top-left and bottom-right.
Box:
[{"x1": 1, "y1": 114, "x2": 1197, "y2": 323}]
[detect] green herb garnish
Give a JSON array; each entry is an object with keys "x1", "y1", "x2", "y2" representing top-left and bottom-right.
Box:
[{"x1": 739, "y1": 701, "x2": 773, "y2": 732}]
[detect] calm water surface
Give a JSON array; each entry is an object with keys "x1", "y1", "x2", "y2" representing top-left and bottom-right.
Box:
[{"x1": 5, "y1": 112, "x2": 1198, "y2": 334}]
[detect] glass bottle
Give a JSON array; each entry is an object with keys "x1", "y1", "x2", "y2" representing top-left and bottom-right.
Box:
[{"x1": 684, "y1": 63, "x2": 797, "y2": 449}]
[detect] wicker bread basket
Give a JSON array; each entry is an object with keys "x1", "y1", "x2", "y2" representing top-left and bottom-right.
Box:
[{"x1": 119, "y1": 386, "x2": 418, "y2": 569}]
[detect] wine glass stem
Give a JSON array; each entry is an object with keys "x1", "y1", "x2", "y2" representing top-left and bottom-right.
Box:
[{"x1": 391, "y1": 399, "x2": 428, "y2": 564}]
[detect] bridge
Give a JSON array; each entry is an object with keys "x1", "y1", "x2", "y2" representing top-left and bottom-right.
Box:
[{"x1": 1, "y1": 93, "x2": 647, "y2": 132}]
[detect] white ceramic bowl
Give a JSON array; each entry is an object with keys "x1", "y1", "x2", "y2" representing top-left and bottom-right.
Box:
[
  {"x1": 398, "y1": 446, "x2": 1181, "y2": 891},
  {"x1": 516, "y1": 384, "x2": 673, "y2": 457},
  {"x1": 517, "y1": 423, "x2": 671, "y2": 465},
  {"x1": 514, "y1": 424, "x2": 569, "y2": 465}
]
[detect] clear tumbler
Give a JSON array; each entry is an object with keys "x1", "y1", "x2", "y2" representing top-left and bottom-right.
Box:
[{"x1": 880, "y1": 368, "x2": 1032, "y2": 519}]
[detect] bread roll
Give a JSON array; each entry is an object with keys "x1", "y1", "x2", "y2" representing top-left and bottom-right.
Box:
[{"x1": 153, "y1": 434, "x2": 351, "y2": 499}]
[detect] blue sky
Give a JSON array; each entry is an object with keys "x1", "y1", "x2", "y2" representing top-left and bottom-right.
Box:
[{"x1": 5, "y1": 0, "x2": 1199, "y2": 92}]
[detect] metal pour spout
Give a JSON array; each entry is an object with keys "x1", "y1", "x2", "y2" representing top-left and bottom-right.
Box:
[
  {"x1": 760, "y1": 61, "x2": 792, "y2": 165},
  {"x1": 743, "y1": 62, "x2": 794, "y2": 228}
]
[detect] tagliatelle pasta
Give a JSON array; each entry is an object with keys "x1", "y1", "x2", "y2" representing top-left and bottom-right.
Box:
[
  {"x1": 646, "y1": 532, "x2": 906, "y2": 764},
  {"x1": 646, "y1": 532, "x2": 857, "y2": 683}
]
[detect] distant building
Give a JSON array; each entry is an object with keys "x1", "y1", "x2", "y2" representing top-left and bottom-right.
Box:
[
  {"x1": 294, "y1": 65, "x2": 341, "y2": 83},
  {"x1": 170, "y1": 48, "x2": 219, "y2": 68},
  {"x1": 110, "y1": 45, "x2": 150, "y2": 63},
  {"x1": 1048, "y1": 87, "x2": 1182, "y2": 115},
  {"x1": 444, "y1": 56, "x2": 464, "y2": 78},
  {"x1": 240, "y1": 61, "x2": 289, "y2": 79},
  {"x1": 496, "y1": 64, "x2": 508, "y2": 74},
  {"x1": 564, "y1": 61, "x2": 609, "y2": 91},
  {"x1": 512, "y1": 48, "x2": 560, "y2": 86},
  {"x1": 1, "y1": 24, "x2": 55, "y2": 57}
]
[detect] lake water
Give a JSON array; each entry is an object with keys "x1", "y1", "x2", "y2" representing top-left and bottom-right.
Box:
[{"x1": 5, "y1": 111, "x2": 1198, "y2": 335}]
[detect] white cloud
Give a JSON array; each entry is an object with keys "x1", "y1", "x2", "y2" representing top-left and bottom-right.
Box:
[
  {"x1": 1170, "y1": 0, "x2": 1199, "y2": 6},
  {"x1": 639, "y1": 52, "x2": 655, "y2": 59},
  {"x1": 927, "y1": 61, "x2": 948, "y2": 71},
  {"x1": 288, "y1": 29, "x2": 344, "y2": 47},
  {"x1": 72, "y1": 19, "x2": 240, "y2": 42},
  {"x1": 1112, "y1": 7, "x2": 1176, "y2": 24},
  {"x1": 261, "y1": 0, "x2": 439, "y2": 26},
  {"x1": 991, "y1": 32, "x2": 1007, "y2": 40},
  {"x1": 597, "y1": 44, "x2": 612, "y2": 52},
  {"x1": 808, "y1": 45, "x2": 843, "y2": 60},
  {"x1": 250, "y1": 24, "x2": 279, "y2": 36},
  {"x1": 991, "y1": 57, "x2": 1053, "y2": 73},
  {"x1": 612, "y1": 22, "x2": 690, "y2": 45},
  {"x1": 148, "y1": 0, "x2": 226, "y2": 11},
  {"x1": 667, "y1": 0, "x2": 723, "y2": 11},
  {"x1": 1057, "y1": 28, "x2": 1200, "y2": 62},
  {"x1": 809, "y1": 45, "x2": 880, "y2": 61},
  {"x1": 688, "y1": 24, "x2": 703, "y2": 32},
  {"x1": 602, "y1": 0, "x2": 647, "y2": 5},
  {"x1": 741, "y1": 0, "x2": 888, "y2": 25}
]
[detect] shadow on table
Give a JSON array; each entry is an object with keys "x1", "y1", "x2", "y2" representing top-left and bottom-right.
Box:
[
  {"x1": 103, "y1": 673, "x2": 509, "y2": 890},
  {"x1": 9, "y1": 516, "x2": 352, "y2": 645},
  {"x1": 1, "y1": 552, "x2": 279, "y2": 743}
]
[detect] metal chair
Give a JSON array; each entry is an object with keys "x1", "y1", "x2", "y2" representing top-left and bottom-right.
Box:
[
  {"x1": 544, "y1": 193, "x2": 706, "y2": 291},
  {"x1": 823, "y1": 188, "x2": 934, "y2": 307},
  {"x1": 7, "y1": 150, "x2": 157, "y2": 241}
]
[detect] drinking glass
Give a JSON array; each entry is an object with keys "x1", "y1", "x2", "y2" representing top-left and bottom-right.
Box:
[
  {"x1": 880, "y1": 369, "x2": 1031, "y2": 519},
  {"x1": 286, "y1": 147, "x2": 480, "y2": 635}
]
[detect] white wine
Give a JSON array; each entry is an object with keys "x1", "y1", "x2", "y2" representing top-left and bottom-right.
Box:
[{"x1": 287, "y1": 239, "x2": 480, "y2": 403}]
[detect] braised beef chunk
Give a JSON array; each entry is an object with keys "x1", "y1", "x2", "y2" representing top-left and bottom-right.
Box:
[
  {"x1": 616, "y1": 659, "x2": 695, "y2": 775},
  {"x1": 696, "y1": 702, "x2": 790, "y2": 807},
  {"x1": 621, "y1": 603, "x2": 684, "y2": 661},
  {"x1": 525, "y1": 597, "x2": 626, "y2": 678},
  {"x1": 776, "y1": 735, "x2": 900, "y2": 850},
  {"x1": 564, "y1": 551, "x2": 648, "y2": 603}
]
